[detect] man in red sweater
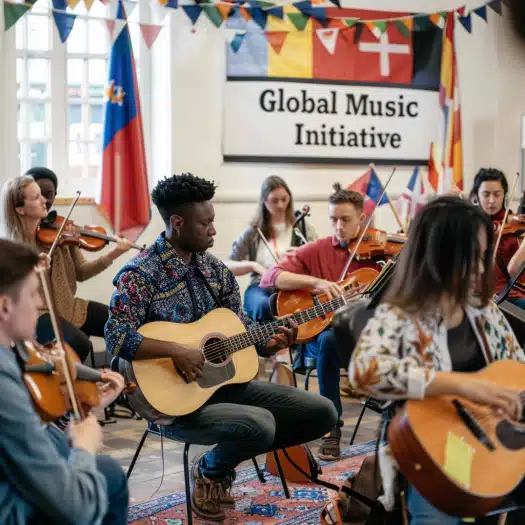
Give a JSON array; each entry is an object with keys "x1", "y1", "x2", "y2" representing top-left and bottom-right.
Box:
[{"x1": 260, "y1": 184, "x2": 381, "y2": 460}]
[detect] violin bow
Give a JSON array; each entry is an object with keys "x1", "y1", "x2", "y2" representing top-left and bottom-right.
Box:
[
  {"x1": 36, "y1": 268, "x2": 83, "y2": 421},
  {"x1": 338, "y1": 167, "x2": 397, "y2": 282},
  {"x1": 293, "y1": 205, "x2": 310, "y2": 245},
  {"x1": 493, "y1": 172, "x2": 520, "y2": 262},
  {"x1": 47, "y1": 191, "x2": 81, "y2": 259},
  {"x1": 256, "y1": 227, "x2": 280, "y2": 265}
]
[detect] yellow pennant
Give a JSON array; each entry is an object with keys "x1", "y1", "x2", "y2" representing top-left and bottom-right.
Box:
[
  {"x1": 67, "y1": 0, "x2": 81, "y2": 7},
  {"x1": 84, "y1": 0, "x2": 94, "y2": 9}
]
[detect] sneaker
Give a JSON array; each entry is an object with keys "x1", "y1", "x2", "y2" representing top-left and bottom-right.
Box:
[
  {"x1": 318, "y1": 425, "x2": 342, "y2": 461},
  {"x1": 190, "y1": 454, "x2": 226, "y2": 521}
]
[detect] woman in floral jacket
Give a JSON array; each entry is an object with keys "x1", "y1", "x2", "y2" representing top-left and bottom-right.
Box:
[{"x1": 349, "y1": 196, "x2": 524, "y2": 524}]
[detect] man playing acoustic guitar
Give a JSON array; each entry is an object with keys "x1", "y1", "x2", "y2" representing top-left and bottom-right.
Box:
[
  {"x1": 260, "y1": 185, "x2": 382, "y2": 461},
  {"x1": 105, "y1": 173, "x2": 337, "y2": 522}
]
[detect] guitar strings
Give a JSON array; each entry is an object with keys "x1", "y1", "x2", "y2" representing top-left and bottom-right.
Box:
[{"x1": 199, "y1": 285, "x2": 367, "y2": 361}]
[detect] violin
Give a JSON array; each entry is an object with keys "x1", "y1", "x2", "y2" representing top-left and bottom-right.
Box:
[
  {"x1": 347, "y1": 227, "x2": 406, "y2": 260},
  {"x1": 37, "y1": 211, "x2": 144, "y2": 252},
  {"x1": 492, "y1": 213, "x2": 525, "y2": 238}
]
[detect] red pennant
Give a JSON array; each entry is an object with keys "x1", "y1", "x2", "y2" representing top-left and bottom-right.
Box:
[
  {"x1": 265, "y1": 31, "x2": 288, "y2": 54},
  {"x1": 456, "y1": 5, "x2": 467, "y2": 16},
  {"x1": 139, "y1": 23, "x2": 163, "y2": 49},
  {"x1": 105, "y1": 18, "x2": 115, "y2": 37}
]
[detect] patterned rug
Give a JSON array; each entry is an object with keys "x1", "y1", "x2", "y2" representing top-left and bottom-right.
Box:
[{"x1": 128, "y1": 440, "x2": 376, "y2": 525}]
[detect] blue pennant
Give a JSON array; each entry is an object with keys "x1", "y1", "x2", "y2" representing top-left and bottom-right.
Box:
[
  {"x1": 52, "y1": 0, "x2": 67, "y2": 9},
  {"x1": 52, "y1": 11, "x2": 76, "y2": 43},
  {"x1": 247, "y1": 7, "x2": 267, "y2": 29},
  {"x1": 230, "y1": 32, "x2": 246, "y2": 53},
  {"x1": 182, "y1": 5, "x2": 202, "y2": 25},
  {"x1": 267, "y1": 6, "x2": 283, "y2": 19},
  {"x1": 473, "y1": 6, "x2": 487, "y2": 21},
  {"x1": 458, "y1": 13, "x2": 472, "y2": 33}
]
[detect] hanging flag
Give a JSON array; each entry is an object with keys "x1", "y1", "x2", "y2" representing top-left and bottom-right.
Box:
[
  {"x1": 4, "y1": 2, "x2": 31, "y2": 31},
  {"x1": 182, "y1": 5, "x2": 202, "y2": 25},
  {"x1": 67, "y1": 0, "x2": 81, "y2": 8},
  {"x1": 348, "y1": 168, "x2": 388, "y2": 216},
  {"x1": 458, "y1": 13, "x2": 472, "y2": 33},
  {"x1": 52, "y1": 11, "x2": 77, "y2": 43},
  {"x1": 105, "y1": 18, "x2": 115, "y2": 38},
  {"x1": 316, "y1": 28, "x2": 338, "y2": 54},
  {"x1": 395, "y1": 167, "x2": 427, "y2": 227},
  {"x1": 139, "y1": 23, "x2": 163, "y2": 49},
  {"x1": 428, "y1": 142, "x2": 441, "y2": 192},
  {"x1": 84, "y1": 0, "x2": 95, "y2": 10},
  {"x1": 98, "y1": 0, "x2": 150, "y2": 242},
  {"x1": 266, "y1": 31, "x2": 288, "y2": 54},
  {"x1": 229, "y1": 31, "x2": 247, "y2": 53},
  {"x1": 430, "y1": 12, "x2": 463, "y2": 194}
]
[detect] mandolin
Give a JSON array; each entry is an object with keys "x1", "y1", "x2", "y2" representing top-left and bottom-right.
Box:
[{"x1": 387, "y1": 360, "x2": 525, "y2": 518}]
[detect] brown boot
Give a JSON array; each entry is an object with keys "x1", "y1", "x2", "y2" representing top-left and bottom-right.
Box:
[
  {"x1": 217, "y1": 471, "x2": 236, "y2": 508},
  {"x1": 191, "y1": 455, "x2": 226, "y2": 521},
  {"x1": 318, "y1": 425, "x2": 342, "y2": 461}
]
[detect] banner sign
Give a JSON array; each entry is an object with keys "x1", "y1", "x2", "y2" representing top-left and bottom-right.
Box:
[{"x1": 223, "y1": 79, "x2": 440, "y2": 164}]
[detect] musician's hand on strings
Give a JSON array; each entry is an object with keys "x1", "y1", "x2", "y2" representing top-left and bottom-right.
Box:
[
  {"x1": 96, "y1": 370, "x2": 125, "y2": 409},
  {"x1": 459, "y1": 379, "x2": 522, "y2": 422},
  {"x1": 63, "y1": 222, "x2": 81, "y2": 243},
  {"x1": 108, "y1": 237, "x2": 134, "y2": 259},
  {"x1": 171, "y1": 345, "x2": 204, "y2": 383},
  {"x1": 262, "y1": 317, "x2": 298, "y2": 356},
  {"x1": 311, "y1": 278, "x2": 344, "y2": 300}
]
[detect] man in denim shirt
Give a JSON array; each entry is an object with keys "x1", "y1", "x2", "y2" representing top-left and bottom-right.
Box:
[
  {"x1": 105, "y1": 173, "x2": 337, "y2": 522},
  {"x1": 0, "y1": 240, "x2": 128, "y2": 524}
]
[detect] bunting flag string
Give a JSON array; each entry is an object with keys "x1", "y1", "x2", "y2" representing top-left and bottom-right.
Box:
[{"x1": 2, "y1": 0, "x2": 507, "y2": 52}]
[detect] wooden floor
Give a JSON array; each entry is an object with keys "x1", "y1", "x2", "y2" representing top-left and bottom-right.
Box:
[{"x1": 101, "y1": 367, "x2": 381, "y2": 506}]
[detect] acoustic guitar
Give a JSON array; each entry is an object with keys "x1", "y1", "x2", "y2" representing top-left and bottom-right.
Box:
[
  {"x1": 276, "y1": 267, "x2": 379, "y2": 343},
  {"x1": 387, "y1": 359, "x2": 525, "y2": 518}
]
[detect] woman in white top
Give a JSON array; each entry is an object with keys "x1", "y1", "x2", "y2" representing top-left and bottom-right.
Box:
[{"x1": 226, "y1": 175, "x2": 316, "y2": 322}]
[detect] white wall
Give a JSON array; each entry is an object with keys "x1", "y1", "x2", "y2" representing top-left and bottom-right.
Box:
[{"x1": 3, "y1": 0, "x2": 525, "y2": 317}]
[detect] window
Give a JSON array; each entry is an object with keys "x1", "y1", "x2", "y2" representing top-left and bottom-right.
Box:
[{"x1": 15, "y1": 0, "x2": 149, "y2": 198}]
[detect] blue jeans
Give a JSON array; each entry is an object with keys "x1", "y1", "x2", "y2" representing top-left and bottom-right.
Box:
[
  {"x1": 243, "y1": 283, "x2": 273, "y2": 322},
  {"x1": 163, "y1": 380, "x2": 337, "y2": 479},
  {"x1": 44, "y1": 425, "x2": 129, "y2": 524},
  {"x1": 406, "y1": 485, "x2": 460, "y2": 525},
  {"x1": 305, "y1": 328, "x2": 342, "y2": 418},
  {"x1": 509, "y1": 297, "x2": 525, "y2": 310}
]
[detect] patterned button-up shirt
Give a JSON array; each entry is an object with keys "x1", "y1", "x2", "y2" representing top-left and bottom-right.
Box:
[{"x1": 105, "y1": 233, "x2": 264, "y2": 361}]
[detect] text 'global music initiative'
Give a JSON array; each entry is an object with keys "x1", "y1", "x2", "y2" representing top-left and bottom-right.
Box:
[{"x1": 258, "y1": 88, "x2": 421, "y2": 149}]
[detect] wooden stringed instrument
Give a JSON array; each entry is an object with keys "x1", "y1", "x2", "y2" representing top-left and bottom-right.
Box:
[
  {"x1": 118, "y1": 273, "x2": 373, "y2": 421},
  {"x1": 387, "y1": 360, "x2": 525, "y2": 518}
]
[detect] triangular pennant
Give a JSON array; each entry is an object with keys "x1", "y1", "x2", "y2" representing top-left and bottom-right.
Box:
[
  {"x1": 52, "y1": 11, "x2": 77, "y2": 42},
  {"x1": 458, "y1": 13, "x2": 472, "y2": 33},
  {"x1": 267, "y1": 5, "x2": 283, "y2": 19},
  {"x1": 217, "y1": 4, "x2": 233, "y2": 20},
  {"x1": 52, "y1": 0, "x2": 68, "y2": 8},
  {"x1": 229, "y1": 31, "x2": 246, "y2": 53},
  {"x1": 247, "y1": 7, "x2": 267, "y2": 29},
  {"x1": 474, "y1": 6, "x2": 487, "y2": 21},
  {"x1": 182, "y1": 5, "x2": 202, "y2": 25},
  {"x1": 112, "y1": 18, "x2": 127, "y2": 43},
  {"x1": 353, "y1": 23, "x2": 363, "y2": 44},
  {"x1": 84, "y1": 0, "x2": 95, "y2": 9},
  {"x1": 394, "y1": 19, "x2": 411, "y2": 40},
  {"x1": 488, "y1": 0, "x2": 502, "y2": 15},
  {"x1": 294, "y1": 1, "x2": 311, "y2": 13},
  {"x1": 239, "y1": 6, "x2": 251, "y2": 22},
  {"x1": 266, "y1": 30, "x2": 287, "y2": 54},
  {"x1": 456, "y1": 5, "x2": 467, "y2": 17},
  {"x1": 329, "y1": 0, "x2": 340, "y2": 7},
  {"x1": 257, "y1": 0, "x2": 274, "y2": 7},
  {"x1": 4, "y1": 2, "x2": 30, "y2": 31},
  {"x1": 343, "y1": 18, "x2": 358, "y2": 28},
  {"x1": 202, "y1": 5, "x2": 223, "y2": 27},
  {"x1": 157, "y1": 0, "x2": 178, "y2": 6},
  {"x1": 429, "y1": 13, "x2": 445, "y2": 29},
  {"x1": 365, "y1": 21, "x2": 380, "y2": 38},
  {"x1": 123, "y1": 0, "x2": 137, "y2": 17},
  {"x1": 139, "y1": 23, "x2": 162, "y2": 49},
  {"x1": 413, "y1": 14, "x2": 431, "y2": 31},
  {"x1": 316, "y1": 28, "x2": 338, "y2": 54},
  {"x1": 287, "y1": 12, "x2": 308, "y2": 31},
  {"x1": 67, "y1": 0, "x2": 81, "y2": 8},
  {"x1": 105, "y1": 18, "x2": 115, "y2": 37}
]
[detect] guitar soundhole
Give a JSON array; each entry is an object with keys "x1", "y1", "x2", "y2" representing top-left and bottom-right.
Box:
[{"x1": 203, "y1": 337, "x2": 230, "y2": 365}]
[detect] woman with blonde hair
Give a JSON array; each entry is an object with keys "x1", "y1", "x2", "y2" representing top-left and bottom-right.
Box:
[
  {"x1": 1, "y1": 175, "x2": 132, "y2": 362},
  {"x1": 226, "y1": 175, "x2": 316, "y2": 322}
]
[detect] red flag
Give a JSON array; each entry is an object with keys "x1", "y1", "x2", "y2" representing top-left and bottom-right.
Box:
[{"x1": 98, "y1": 1, "x2": 150, "y2": 242}]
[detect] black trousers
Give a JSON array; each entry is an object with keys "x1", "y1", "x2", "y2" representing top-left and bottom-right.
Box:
[{"x1": 36, "y1": 301, "x2": 109, "y2": 363}]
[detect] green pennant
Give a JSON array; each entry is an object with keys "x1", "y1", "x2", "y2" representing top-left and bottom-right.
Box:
[
  {"x1": 288, "y1": 12, "x2": 309, "y2": 31},
  {"x1": 374, "y1": 20, "x2": 388, "y2": 34},
  {"x1": 202, "y1": 5, "x2": 223, "y2": 27},
  {"x1": 343, "y1": 18, "x2": 358, "y2": 28},
  {"x1": 4, "y1": 2, "x2": 31, "y2": 31},
  {"x1": 394, "y1": 19, "x2": 410, "y2": 39},
  {"x1": 257, "y1": 1, "x2": 275, "y2": 8}
]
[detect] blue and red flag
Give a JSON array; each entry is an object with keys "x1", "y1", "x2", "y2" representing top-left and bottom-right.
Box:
[
  {"x1": 98, "y1": 0, "x2": 150, "y2": 243},
  {"x1": 348, "y1": 168, "x2": 388, "y2": 216}
]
